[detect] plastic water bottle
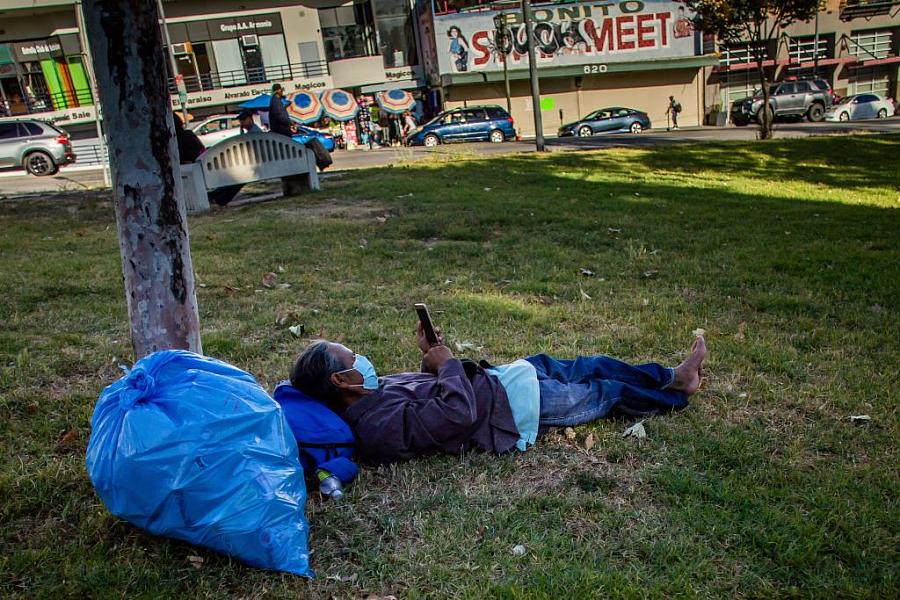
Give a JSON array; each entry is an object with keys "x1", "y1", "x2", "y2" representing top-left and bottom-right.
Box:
[{"x1": 317, "y1": 469, "x2": 343, "y2": 500}]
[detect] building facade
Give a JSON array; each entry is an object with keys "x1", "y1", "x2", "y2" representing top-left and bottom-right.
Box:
[
  {"x1": 416, "y1": 0, "x2": 719, "y2": 135},
  {"x1": 0, "y1": 0, "x2": 425, "y2": 132},
  {"x1": 706, "y1": 0, "x2": 900, "y2": 123},
  {"x1": 2, "y1": 1, "x2": 896, "y2": 137}
]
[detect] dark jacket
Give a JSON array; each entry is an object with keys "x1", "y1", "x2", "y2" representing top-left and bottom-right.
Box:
[
  {"x1": 341, "y1": 358, "x2": 520, "y2": 465},
  {"x1": 173, "y1": 119, "x2": 205, "y2": 164},
  {"x1": 269, "y1": 94, "x2": 293, "y2": 137}
]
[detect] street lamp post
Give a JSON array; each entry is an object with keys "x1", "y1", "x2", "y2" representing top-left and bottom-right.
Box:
[
  {"x1": 521, "y1": 0, "x2": 544, "y2": 151},
  {"x1": 813, "y1": 6, "x2": 820, "y2": 77},
  {"x1": 155, "y1": 0, "x2": 187, "y2": 123},
  {"x1": 493, "y1": 13, "x2": 512, "y2": 114}
]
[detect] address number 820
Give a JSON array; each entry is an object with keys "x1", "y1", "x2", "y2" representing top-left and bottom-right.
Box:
[{"x1": 583, "y1": 65, "x2": 609, "y2": 74}]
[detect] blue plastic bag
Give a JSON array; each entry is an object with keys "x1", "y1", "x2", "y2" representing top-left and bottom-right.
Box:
[{"x1": 85, "y1": 350, "x2": 313, "y2": 577}]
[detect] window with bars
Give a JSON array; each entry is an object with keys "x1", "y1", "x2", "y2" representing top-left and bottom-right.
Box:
[
  {"x1": 788, "y1": 36, "x2": 829, "y2": 64},
  {"x1": 847, "y1": 66, "x2": 890, "y2": 95},
  {"x1": 847, "y1": 30, "x2": 892, "y2": 60},
  {"x1": 719, "y1": 44, "x2": 768, "y2": 67}
]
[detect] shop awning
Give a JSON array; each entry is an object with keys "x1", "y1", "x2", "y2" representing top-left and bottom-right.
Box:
[
  {"x1": 359, "y1": 79, "x2": 422, "y2": 94},
  {"x1": 862, "y1": 56, "x2": 900, "y2": 67},
  {"x1": 779, "y1": 57, "x2": 854, "y2": 70},
  {"x1": 442, "y1": 54, "x2": 720, "y2": 86},
  {"x1": 714, "y1": 59, "x2": 777, "y2": 72}
]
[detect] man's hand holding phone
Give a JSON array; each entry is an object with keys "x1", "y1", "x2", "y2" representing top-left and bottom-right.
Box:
[
  {"x1": 416, "y1": 321, "x2": 445, "y2": 354},
  {"x1": 415, "y1": 304, "x2": 452, "y2": 372},
  {"x1": 422, "y1": 344, "x2": 454, "y2": 373}
]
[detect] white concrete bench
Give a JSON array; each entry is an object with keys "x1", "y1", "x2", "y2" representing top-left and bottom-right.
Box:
[{"x1": 180, "y1": 132, "x2": 320, "y2": 213}]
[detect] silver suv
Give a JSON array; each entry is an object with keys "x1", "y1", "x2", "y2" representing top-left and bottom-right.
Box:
[
  {"x1": 730, "y1": 79, "x2": 834, "y2": 126},
  {"x1": 0, "y1": 120, "x2": 76, "y2": 176}
]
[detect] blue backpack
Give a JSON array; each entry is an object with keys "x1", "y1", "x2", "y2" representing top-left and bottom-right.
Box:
[{"x1": 273, "y1": 381, "x2": 358, "y2": 486}]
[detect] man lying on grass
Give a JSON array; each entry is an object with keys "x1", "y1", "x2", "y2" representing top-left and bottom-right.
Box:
[{"x1": 290, "y1": 324, "x2": 707, "y2": 465}]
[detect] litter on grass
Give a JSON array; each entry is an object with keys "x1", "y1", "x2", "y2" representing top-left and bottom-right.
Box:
[{"x1": 623, "y1": 421, "x2": 647, "y2": 439}]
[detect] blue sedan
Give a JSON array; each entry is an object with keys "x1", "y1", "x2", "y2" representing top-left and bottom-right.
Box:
[{"x1": 559, "y1": 107, "x2": 651, "y2": 137}]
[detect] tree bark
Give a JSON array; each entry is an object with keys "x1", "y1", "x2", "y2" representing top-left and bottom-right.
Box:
[{"x1": 82, "y1": 0, "x2": 201, "y2": 358}]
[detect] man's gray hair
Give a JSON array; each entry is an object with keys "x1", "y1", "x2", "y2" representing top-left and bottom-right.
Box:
[{"x1": 290, "y1": 340, "x2": 345, "y2": 411}]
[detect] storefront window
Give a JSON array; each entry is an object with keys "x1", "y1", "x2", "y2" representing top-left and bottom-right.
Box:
[
  {"x1": 373, "y1": 0, "x2": 418, "y2": 68},
  {"x1": 3, "y1": 36, "x2": 93, "y2": 113},
  {"x1": 319, "y1": 2, "x2": 378, "y2": 61}
]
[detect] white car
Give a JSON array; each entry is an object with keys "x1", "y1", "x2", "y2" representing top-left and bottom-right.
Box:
[
  {"x1": 190, "y1": 114, "x2": 242, "y2": 146},
  {"x1": 824, "y1": 93, "x2": 894, "y2": 122}
]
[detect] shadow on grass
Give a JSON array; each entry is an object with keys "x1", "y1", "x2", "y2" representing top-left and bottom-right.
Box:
[{"x1": 622, "y1": 134, "x2": 897, "y2": 190}]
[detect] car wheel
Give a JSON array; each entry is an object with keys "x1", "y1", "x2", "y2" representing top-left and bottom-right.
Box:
[
  {"x1": 807, "y1": 103, "x2": 825, "y2": 122},
  {"x1": 756, "y1": 106, "x2": 773, "y2": 126},
  {"x1": 423, "y1": 134, "x2": 440, "y2": 148},
  {"x1": 839, "y1": 111, "x2": 850, "y2": 122},
  {"x1": 877, "y1": 108, "x2": 888, "y2": 119},
  {"x1": 577, "y1": 125, "x2": 592, "y2": 137},
  {"x1": 24, "y1": 151, "x2": 58, "y2": 176},
  {"x1": 629, "y1": 122, "x2": 643, "y2": 134},
  {"x1": 489, "y1": 129, "x2": 504, "y2": 143},
  {"x1": 732, "y1": 119, "x2": 748, "y2": 127}
]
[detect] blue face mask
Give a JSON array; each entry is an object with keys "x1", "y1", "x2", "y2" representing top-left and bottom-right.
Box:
[{"x1": 338, "y1": 354, "x2": 379, "y2": 390}]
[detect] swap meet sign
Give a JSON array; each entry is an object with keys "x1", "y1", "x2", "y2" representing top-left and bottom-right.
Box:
[{"x1": 434, "y1": 0, "x2": 699, "y2": 75}]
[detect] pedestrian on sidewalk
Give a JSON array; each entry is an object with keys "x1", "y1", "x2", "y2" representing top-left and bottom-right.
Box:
[{"x1": 667, "y1": 96, "x2": 682, "y2": 131}]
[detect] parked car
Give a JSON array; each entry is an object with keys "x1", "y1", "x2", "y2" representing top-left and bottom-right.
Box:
[
  {"x1": 807, "y1": 77, "x2": 837, "y2": 102},
  {"x1": 825, "y1": 93, "x2": 894, "y2": 121},
  {"x1": 190, "y1": 113, "x2": 335, "y2": 152},
  {"x1": 190, "y1": 114, "x2": 242, "y2": 146},
  {"x1": 406, "y1": 105, "x2": 515, "y2": 147},
  {"x1": 730, "y1": 78, "x2": 833, "y2": 126},
  {"x1": 0, "y1": 119, "x2": 76, "y2": 176},
  {"x1": 558, "y1": 107, "x2": 650, "y2": 137}
]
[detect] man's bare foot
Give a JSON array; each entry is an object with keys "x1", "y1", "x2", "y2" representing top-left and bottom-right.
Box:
[{"x1": 669, "y1": 335, "x2": 708, "y2": 395}]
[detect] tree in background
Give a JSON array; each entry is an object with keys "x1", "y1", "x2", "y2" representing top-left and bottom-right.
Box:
[{"x1": 684, "y1": 0, "x2": 821, "y2": 139}]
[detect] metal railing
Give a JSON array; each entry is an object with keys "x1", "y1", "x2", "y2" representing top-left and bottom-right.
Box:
[
  {"x1": 0, "y1": 87, "x2": 94, "y2": 118},
  {"x1": 2, "y1": 60, "x2": 331, "y2": 118},
  {"x1": 167, "y1": 60, "x2": 329, "y2": 94},
  {"x1": 71, "y1": 141, "x2": 108, "y2": 166}
]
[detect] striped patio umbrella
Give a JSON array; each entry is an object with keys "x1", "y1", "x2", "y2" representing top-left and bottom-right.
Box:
[
  {"x1": 375, "y1": 89, "x2": 415, "y2": 114},
  {"x1": 320, "y1": 89, "x2": 359, "y2": 121},
  {"x1": 287, "y1": 91, "x2": 323, "y2": 124}
]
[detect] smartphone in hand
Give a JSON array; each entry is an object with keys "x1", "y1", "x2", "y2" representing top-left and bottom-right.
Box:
[{"x1": 414, "y1": 303, "x2": 439, "y2": 345}]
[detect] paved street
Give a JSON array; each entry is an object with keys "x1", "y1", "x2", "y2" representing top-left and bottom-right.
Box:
[{"x1": 2, "y1": 117, "x2": 898, "y2": 197}]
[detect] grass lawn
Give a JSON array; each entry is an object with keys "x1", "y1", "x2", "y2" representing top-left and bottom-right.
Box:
[{"x1": 1, "y1": 135, "x2": 898, "y2": 598}]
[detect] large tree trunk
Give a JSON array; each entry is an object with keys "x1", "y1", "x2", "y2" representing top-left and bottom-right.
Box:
[{"x1": 82, "y1": 0, "x2": 201, "y2": 359}]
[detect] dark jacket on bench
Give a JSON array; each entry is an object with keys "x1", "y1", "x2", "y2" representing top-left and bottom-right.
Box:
[{"x1": 340, "y1": 358, "x2": 520, "y2": 465}]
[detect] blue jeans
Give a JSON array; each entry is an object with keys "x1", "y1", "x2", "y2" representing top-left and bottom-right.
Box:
[{"x1": 524, "y1": 354, "x2": 688, "y2": 427}]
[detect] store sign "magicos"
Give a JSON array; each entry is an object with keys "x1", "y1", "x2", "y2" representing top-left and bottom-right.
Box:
[{"x1": 434, "y1": 0, "x2": 699, "y2": 75}]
